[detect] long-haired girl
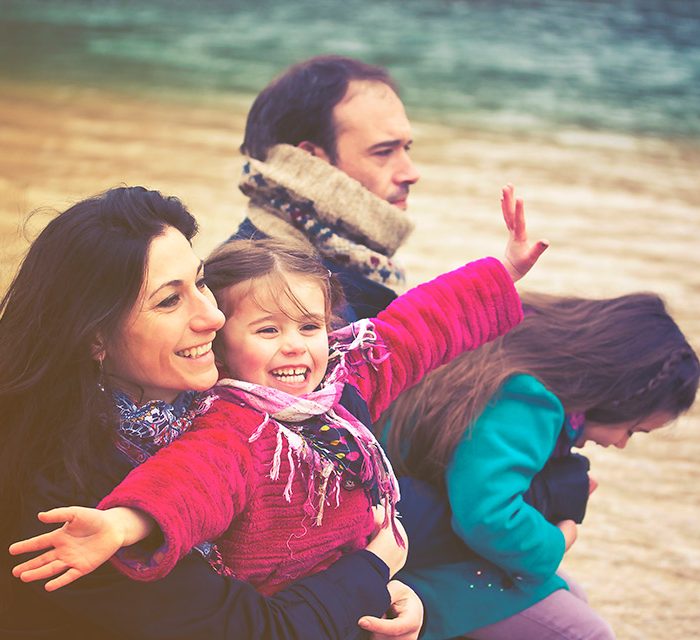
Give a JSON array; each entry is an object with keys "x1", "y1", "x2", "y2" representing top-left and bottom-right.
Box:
[{"x1": 384, "y1": 291, "x2": 700, "y2": 640}]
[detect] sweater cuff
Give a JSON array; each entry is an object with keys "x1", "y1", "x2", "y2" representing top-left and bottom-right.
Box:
[
  {"x1": 293, "y1": 549, "x2": 391, "y2": 632},
  {"x1": 97, "y1": 497, "x2": 179, "y2": 582},
  {"x1": 481, "y1": 257, "x2": 524, "y2": 333}
]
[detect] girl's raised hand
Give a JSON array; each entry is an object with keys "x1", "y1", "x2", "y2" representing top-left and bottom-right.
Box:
[
  {"x1": 9, "y1": 505, "x2": 152, "y2": 591},
  {"x1": 501, "y1": 184, "x2": 549, "y2": 282}
]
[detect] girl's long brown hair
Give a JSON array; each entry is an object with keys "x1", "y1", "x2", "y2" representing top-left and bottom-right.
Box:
[{"x1": 383, "y1": 292, "x2": 699, "y2": 488}]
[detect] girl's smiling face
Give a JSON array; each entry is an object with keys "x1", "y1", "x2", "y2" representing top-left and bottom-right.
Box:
[
  {"x1": 218, "y1": 271, "x2": 330, "y2": 396},
  {"x1": 576, "y1": 411, "x2": 674, "y2": 449}
]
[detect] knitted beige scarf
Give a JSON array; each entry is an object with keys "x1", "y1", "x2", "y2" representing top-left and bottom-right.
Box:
[{"x1": 239, "y1": 144, "x2": 415, "y2": 292}]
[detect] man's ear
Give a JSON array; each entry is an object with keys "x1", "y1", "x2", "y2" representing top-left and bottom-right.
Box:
[{"x1": 297, "y1": 140, "x2": 331, "y2": 163}]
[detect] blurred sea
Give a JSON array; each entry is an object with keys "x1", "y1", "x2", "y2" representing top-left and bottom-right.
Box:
[
  {"x1": 2, "y1": 0, "x2": 699, "y2": 141},
  {"x1": 1, "y1": 3, "x2": 700, "y2": 639}
]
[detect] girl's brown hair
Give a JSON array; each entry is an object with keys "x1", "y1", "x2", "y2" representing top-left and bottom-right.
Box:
[
  {"x1": 204, "y1": 237, "x2": 345, "y2": 339},
  {"x1": 384, "y1": 291, "x2": 699, "y2": 488}
]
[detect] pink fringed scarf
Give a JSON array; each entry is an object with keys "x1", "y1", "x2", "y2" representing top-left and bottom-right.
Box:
[{"x1": 216, "y1": 319, "x2": 403, "y2": 542}]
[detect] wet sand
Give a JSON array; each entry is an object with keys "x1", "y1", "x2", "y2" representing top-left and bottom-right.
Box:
[{"x1": 1, "y1": 80, "x2": 699, "y2": 639}]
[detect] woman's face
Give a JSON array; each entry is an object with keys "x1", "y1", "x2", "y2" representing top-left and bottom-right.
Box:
[{"x1": 104, "y1": 226, "x2": 225, "y2": 403}]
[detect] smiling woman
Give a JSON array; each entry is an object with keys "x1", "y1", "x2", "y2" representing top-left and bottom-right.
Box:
[
  {"x1": 103, "y1": 226, "x2": 224, "y2": 403},
  {"x1": 0, "y1": 186, "x2": 408, "y2": 639}
]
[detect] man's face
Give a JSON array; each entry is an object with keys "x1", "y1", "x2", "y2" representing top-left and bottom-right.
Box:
[{"x1": 315, "y1": 80, "x2": 420, "y2": 209}]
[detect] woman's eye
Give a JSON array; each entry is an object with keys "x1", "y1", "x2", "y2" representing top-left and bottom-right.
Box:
[
  {"x1": 157, "y1": 294, "x2": 180, "y2": 309},
  {"x1": 196, "y1": 277, "x2": 208, "y2": 290}
]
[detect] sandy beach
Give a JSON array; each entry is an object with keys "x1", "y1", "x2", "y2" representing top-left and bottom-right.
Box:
[{"x1": 2, "y1": 80, "x2": 699, "y2": 639}]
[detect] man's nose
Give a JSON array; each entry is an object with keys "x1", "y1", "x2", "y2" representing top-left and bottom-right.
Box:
[{"x1": 395, "y1": 152, "x2": 420, "y2": 185}]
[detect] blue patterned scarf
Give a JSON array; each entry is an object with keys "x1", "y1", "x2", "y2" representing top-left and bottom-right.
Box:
[{"x1": 112, "y1": 389, "x2": 235, "y2": 576}]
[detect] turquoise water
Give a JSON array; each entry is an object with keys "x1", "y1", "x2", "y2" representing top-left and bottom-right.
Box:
[{"x1": 1, "y1": 0, "x2": 699, "y2": 138}]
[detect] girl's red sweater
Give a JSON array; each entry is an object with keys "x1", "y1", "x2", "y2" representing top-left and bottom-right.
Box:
[{"x1": 99, "y1": 257, "x2": 522, "y2": 594}]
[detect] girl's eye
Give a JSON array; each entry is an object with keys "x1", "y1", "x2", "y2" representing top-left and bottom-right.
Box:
[
  {"x1": 257, "y1": 327, "x2": 278, "y2": 335},
  {"x1": 301, "y1": 323, "x2": 321, "y2": 332},
  {"x1": 157, "y1": 294, "x2": 180, "y2": 309},
  {"x1": 196, "y1": 277, "x2": 208, "y2": 290}
]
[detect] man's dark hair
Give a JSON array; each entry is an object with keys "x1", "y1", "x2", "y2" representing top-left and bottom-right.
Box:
[{"x1": 241, "y1": 55, "x2": 398, "y2": 162}]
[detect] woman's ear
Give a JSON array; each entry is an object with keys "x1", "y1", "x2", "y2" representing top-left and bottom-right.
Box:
[{"x1": 90, "y1": 335, "x2": 106, "y2": 363}]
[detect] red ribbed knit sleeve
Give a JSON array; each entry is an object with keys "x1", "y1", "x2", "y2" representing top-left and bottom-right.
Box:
[
  {"x1": 98, "y1": 401, "x2": 260, "y2": 581},
  {"x1": 351, "y1": 257, "x2": 522, "y2": 421}
]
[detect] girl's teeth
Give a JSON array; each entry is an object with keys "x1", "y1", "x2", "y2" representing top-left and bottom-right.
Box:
[{"x1": 272, "y1": 367, "x2": 308, "y2": 381}]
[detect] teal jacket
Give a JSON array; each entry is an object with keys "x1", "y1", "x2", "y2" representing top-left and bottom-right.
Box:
[{"x1": 391, "y1": 374, "x2": 577, "y2": 640}]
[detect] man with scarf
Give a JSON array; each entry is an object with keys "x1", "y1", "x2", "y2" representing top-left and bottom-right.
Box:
[
  {"x1": 225, "y1": 55, "x2": 588, "y2": 637},
  {"x1": 228, "y1": 55, "x2": 419, "y2": 321}
]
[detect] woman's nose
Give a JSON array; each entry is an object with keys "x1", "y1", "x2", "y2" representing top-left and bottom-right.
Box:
[{"x1": 192, "y1": 290, "x2": 225, "y2": 332}]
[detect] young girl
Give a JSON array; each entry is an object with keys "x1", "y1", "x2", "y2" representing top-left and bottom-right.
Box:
[
  {"x1": 1, "y1": 186, "x2": 417, "y2": 640},
  {"x1": 382, "y1": 291, "x2": 700, "y2": 640},
  {"x1": 11, "y1": 196, "x2": 543, "y2": 595}
]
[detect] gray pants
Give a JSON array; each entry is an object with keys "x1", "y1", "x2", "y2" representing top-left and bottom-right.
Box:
[{"x1": 468, "y1": 573, "x2": 615, "y2": 640}]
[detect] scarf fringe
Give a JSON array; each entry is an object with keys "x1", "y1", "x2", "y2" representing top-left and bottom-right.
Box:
[
  {"x1": 326, "y1": 319, "x2": 390, "y2": 385},
  {"x1": 220, "y1": 319, "x2": 400, "y2": 530}
]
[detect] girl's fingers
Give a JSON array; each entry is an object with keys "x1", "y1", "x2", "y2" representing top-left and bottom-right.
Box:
[
  {"x1": 45, "y1": 567, "x2": 84, "y2": 592},
  {"x1": 511, "y1": 198, "x2": 526, "y2": 239},
  {"x1": 501, "y1": 187, "x2": 514, "y2": 228},
  {"x1": 520, "y1": 240, "x2": 550, "y2": 274},
  {"x1": 9, "y1": 532, "x2": 55, "y2": 556},
  {"x1": 37, "y1": 507, "x2": 77, "y2": 524},
  {"x1": 12, "y1": 550, "x2": 57, "y2": 576},
  {"x1": 17, "y1": 559, "x2": 68, "y2": 583}
]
